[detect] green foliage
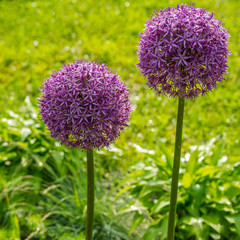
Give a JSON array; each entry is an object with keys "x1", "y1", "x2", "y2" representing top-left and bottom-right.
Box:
[
  {"x1": 0, "y1": 100, "x2": 134, "y2": 239},
  {"x1": 118, "y1": 139, "x2": 240, "y2": 239}
]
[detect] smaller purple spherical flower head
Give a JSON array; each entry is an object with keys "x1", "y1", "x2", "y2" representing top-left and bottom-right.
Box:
[
  {"x1": 137, "y1": 4, "x2": 231, "y2": 98},
  {"x1": 38, "y1": 61, "x2": 131, "y2": 150}
]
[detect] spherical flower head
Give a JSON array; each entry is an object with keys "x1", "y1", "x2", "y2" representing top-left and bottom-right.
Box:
[
  {"x1": 137, "y1": 4, "x2": 231, "y2": 98},
  {"x1": 38, "y1": 61, "x2": 132, "y2": 150}
]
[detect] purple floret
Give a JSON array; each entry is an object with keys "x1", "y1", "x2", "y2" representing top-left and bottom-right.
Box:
[
  {"x1": 38, "y1": 61, "x2": 132, "y2": 150},
  {"x1": 137, "y1": 4, "x2": 231, "y2": 98}
]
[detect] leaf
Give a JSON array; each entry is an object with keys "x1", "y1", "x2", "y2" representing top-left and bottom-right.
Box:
[
  {"x1": 211, "y1": 140, "x2": 226, "y2": 166},
  {"x1": 158, "y1": 215, "x2": 168, "y2": 240},
  {"x1": 158, "y1": 143, "x2": 173, "y2": 171},
  {"x1": 224, "y1": 185, "x2": 240, "y2": 199},
  {"x1": 139, "y1": 180, "x2": 168, "y2": 199},
  {"x1": 196, "y1": 166, "x2": 219, "y2": 180},
  {"x1": 117, "y1": 200, "x2": 147, "y2": 215},
  {"x1": 129, "y1": 212, "x2": 144, "y2": 234},
  {"x1": 226, "y1": 214, "x2": 240, "y2": 236},
  {"x1": 151, "y1": 200, "x2": 169, "y2": 214},
  {"x1": 116, "y1": 185, "x2": 134, "y2": 198},
  {"x1": 182, "y1": 172, "x2": 192, "y2": 188},
  {"x1": 142, "y1": 225, "x2": 160, "y2": 240},
  {"x1": 181, "y1": 216, "x2": 204, "y2": 239},
  {"x1": 186, "y1": 148, "x2": 199, "y2": 175},
  {"x1": 202, "y1": 213, "x2": 221, "y2": 233},
  {"x1": 186, "y1": 203, "x2": 200, "y2": 218},
  {"x1": 154, "y1": 157, "x2": 171, "y2": 177},
  {"x1": 191, "y1": 184, "x2": 205, "y2": 207}
]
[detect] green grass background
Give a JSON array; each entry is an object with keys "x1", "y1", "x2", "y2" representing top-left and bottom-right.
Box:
[
  {"x1": 1, "y1": 0, "x2": 239, "y2": 159},
  {"x1": 0, "y1": 0, "x2": 240, "y2": 239}
]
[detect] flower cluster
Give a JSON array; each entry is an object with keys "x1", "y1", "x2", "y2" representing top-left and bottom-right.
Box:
[
  {"x1": 39, "y1": 61, "x2": 131, "y2": 150},
  {"x1": 137, "y1": 4, "x2": 230, "y2": 98}
]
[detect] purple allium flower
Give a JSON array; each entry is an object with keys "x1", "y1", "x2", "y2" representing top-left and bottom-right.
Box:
[
  {"x1": 38, "y1": 61, "x2": 131, "y2": 150},
  {"x1": 137, "y1": 4, "x2": 230, "y2": 98}
]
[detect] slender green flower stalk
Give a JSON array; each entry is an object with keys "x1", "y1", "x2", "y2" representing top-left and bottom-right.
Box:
[
  {"x1": 167, "y1": 98, "x2": 184, "y2": 240},
  {"x1": 86, "y1": 150, "x2": 94, "y2": 240}
]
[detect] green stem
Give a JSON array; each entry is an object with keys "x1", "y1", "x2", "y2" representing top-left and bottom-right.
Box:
[
  {"x1": 167, "y1": 98, "x2": 185, "y2": 240},
  {"x1": 86, "y1": 150, "x2": 94, "y2": 240}
]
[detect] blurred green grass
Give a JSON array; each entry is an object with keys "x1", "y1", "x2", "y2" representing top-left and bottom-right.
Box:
[{"x1": 0, "y1": 0, "x2": 239, "y2": 160}]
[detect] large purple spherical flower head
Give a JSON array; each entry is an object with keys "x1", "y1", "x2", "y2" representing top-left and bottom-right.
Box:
[
  {"x1": 137, "y1": 4, "x2": 230, "y2": 98},
  {"x1": 39, "y1": 61, "x2": 131, "y2": 150}
]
